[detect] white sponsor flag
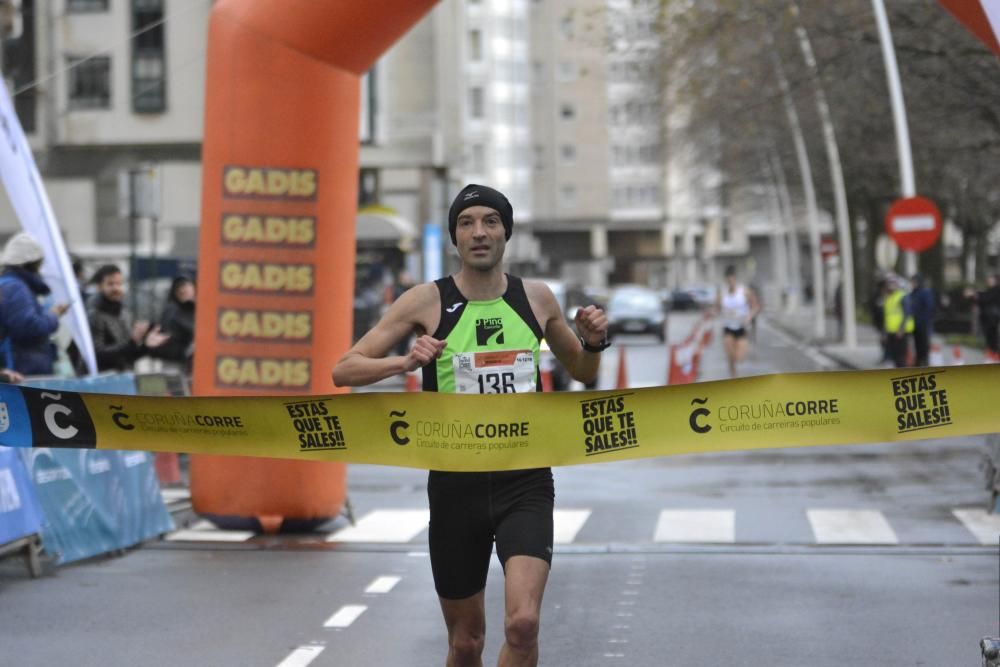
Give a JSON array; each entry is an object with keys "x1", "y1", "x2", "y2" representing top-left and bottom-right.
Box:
[
  {"x1": 0, "y1": 83, "x2": 97, "y2": 375},
  {"x1": 983, "y1": 1, "x2": 1000, "y2": 48}
]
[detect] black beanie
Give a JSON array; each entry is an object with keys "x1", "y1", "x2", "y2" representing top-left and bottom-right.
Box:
[{"x1": 447, "y1": 184, "x2": 514, "y2": 245}]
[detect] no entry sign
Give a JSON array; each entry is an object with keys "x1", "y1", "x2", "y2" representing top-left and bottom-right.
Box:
[{"x1": 885, "y1": 196, "x2": 942, "y2": 253}]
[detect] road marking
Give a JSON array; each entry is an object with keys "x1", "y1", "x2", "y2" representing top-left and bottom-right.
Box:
[
  {"x1": 807, "y1": 509, "x2": 898, "y2": 544},
  {"x1": 654, "y1": 510, "x2": 735, "y2": 543},
  {"x1": 326, "y1": 510, "x2": 429, "y2": 543},
  {"x1": 953, "y1": 508, "x2": 1000, "y2": 545},
  {"x1": 554, "y1": 509, "x2": 591, "y2": 543},
  {"x1": 276, "y1": 645, "x2": 324, "y2": 667},
  {"x1": 365, "y1": 576, "x2": 401, "y2": 594},
  {"x1": 324, "y1": 605, "x2": 367, "y2": 629},
  {"x1": 160, "y1": 488, "x2": 190, "y2": 503},
  {"x1": 165, "y1": 519, "x2": 255, "y2": 542}
]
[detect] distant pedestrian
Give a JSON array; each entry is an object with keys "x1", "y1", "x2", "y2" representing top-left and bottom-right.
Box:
[
  {"x1": 87, "y1": 264, "x2": 170, "y2": 372},
  {"x1": 0, "y1": 232, "x2": 70, "y2": 375},
  {"x1": 715, "y1": 265, "x2": 760, "y2": 377},
  {"x1": 154, "y1": 275, "x2": 196, "y2": 374},
  {"x1": 975, "y1": 274, "x2": 1000, "y2": 361},
  {"x1": 868, "y1": 276, "x2": 889, "y2": 363},
  {"x1": 909, "y1": 274, "x2": 936, "y2": 366},
  {"x1": 883, "y1": 276, "x2": 913, "y2": 368}
]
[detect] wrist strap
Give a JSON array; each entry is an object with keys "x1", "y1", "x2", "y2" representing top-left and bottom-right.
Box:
[{"x1": 580, "y1": 336, "x2": 610, "y2": 353}]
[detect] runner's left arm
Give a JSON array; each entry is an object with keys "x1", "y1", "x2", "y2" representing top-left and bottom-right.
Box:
[{"x1": 528, "y1": 282, "x2": 607, "y2": 384}]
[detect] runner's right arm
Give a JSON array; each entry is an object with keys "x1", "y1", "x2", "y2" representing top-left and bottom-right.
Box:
[{"x1": 332, "y1": 283, "x2": 445, "y2": 387}]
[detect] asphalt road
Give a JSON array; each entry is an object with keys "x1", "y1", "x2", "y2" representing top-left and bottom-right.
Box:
[{"x1": 1, "y1": 312, "x2": 997, "y2": 666}]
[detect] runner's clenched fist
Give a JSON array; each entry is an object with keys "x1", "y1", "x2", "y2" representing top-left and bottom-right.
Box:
[
  {"x1": 405, "y1": 335, "x2": 447, "y2": 371},
  {"x1": 574, "y1": 305, "x2": 608, "y2": 348}
]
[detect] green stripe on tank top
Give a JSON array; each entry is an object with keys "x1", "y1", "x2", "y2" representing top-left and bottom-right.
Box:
[{"x1": 435, "y1": 296, "x2": 540, "y2": 394}]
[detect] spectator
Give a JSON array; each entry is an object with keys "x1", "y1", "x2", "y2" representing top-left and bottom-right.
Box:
[
  {"x1": 0, "y1": 232, "x2": 69, "y2": 375},
  {"x1": 976, "y1": 274, "x2": 1000, "y2": 362},
  {"x1": 70, "y1": 255, "x2": 91, "y2": 304},
  {"x1": 883, "y1": 275, "x2": 913, "y2": 368},
  {"x1": 87, "y1": 264, "x2": 170, "y2": 372},
  {"x1": 868, "y1": 276, "x2": 889, "y2": 364},
  {"x1": 909, "y1": 274, "x2": 936, "y2": 366},
  {"x1": 154, "y1": 275, "x2": 196, "y2": 374}
]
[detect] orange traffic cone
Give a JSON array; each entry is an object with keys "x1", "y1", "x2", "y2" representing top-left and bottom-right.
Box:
[
  {"x1": 541, "y1": 368, "x2": 554, "y2": 392},
  {"x1": 616, "y1": 345, "x2": 628, "y2": 389},
  {"x1": 952, "y1": 346, "x2": 965, "y2": 366},
  {"x1": 405, "y1": 371, "x2": 420, "y2": 392}
]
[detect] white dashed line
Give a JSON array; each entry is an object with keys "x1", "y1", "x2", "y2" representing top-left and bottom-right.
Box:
[
  {"x1": 324, "y1": 604, "x2": 367, "y2": 629},
  {"x1": 807, "y1": 509, "x2": 898, "y2": 544},
  {"x1": 365, "y1": 576, "x2": 401, "y2": 594},
  {"x1": 276, "y1": 645, "x2": 324, "y2": 667},
  {"x1": 166, "y1": 520, "x2": 255, "y2": 542},
  {"x1": 654, "y1": 510, "x2": 735, "y2": 543},
  {"x1": 326, "y1": 510, "x2": 429, "y2": 543},
  {"x1": 553, "y1": 509, "x2": 591, "y2": 543},
  {"x1": 953, "y1": 508, "x2": 1000, "y2": 545}
]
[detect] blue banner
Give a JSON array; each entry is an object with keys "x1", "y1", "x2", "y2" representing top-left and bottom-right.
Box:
[
  {"x1": 16, "y1": 374, "x2": 174, "y2": 563},
  {"x1": 0, "y1": 445, "x2": 44, "y2": 546}
]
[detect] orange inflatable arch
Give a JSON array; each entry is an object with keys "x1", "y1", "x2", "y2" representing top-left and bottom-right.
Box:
[{"x1": 190, "y1": 0, "x2": 437, "y2": 530}]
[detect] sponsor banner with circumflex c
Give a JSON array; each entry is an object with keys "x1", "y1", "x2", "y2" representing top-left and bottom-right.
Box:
[{"x1": 0, "y1": 366, "x2": 996, "y2": 472}]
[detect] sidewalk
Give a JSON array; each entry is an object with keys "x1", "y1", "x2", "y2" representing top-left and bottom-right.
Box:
[{"x1": 765, "y1": 306, "x2": 988, "y2": 370}]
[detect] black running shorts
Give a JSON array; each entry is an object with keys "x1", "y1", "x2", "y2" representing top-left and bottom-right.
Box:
[
  {"x1": 427, "y1": 467, "x2": 554, "y2": 600},
  {"x1": 723, "y1": 326, "x2": 747, "y2": 339}
]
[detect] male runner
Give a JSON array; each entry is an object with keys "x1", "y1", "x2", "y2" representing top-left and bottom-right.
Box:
[{"x1": 333, "y1": 183, "x2": 609, "y2": 667}]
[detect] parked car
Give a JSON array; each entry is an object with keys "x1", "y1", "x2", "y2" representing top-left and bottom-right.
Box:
[
  {"x1": 685, "y1": 284, "x2": 717, "y2": 309},
  {"x1": 606, "y1": 284, "x2": 667, "y2": 342},
  {"x1": 669, "y1": 288, "x2": 699, "y2": 311}
]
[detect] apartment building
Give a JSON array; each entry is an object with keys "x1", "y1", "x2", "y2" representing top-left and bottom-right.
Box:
[{"x1": 1, "y1": 0, "x2": 208, "y2": 266}]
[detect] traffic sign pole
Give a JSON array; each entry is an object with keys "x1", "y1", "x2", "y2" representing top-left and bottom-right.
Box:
[{"x1": 871, "y1": 0, "x2": 918, "y2": 275}]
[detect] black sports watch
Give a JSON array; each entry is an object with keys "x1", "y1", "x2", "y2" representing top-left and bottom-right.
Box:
[{"x1": 580, "y1": 336, "x2": 611, "y2": 353}]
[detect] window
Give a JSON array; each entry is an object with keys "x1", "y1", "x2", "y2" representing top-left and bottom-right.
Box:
[
  {"x1": 468, "y1": 30, "x2": 483, "y2": 61},
  {"x1": 469, "y1": 87, "x2": 485, "y2": 119},
  {"x1": 67, "y1": 56, "x2": 111, "y2": 109},
  {"x1": 560, "y1": 103, "x2": 575, "y2": 120},
  {"x1": 560, "y1": 144, "x2": 576, "y2": 164},
  {"x1": 559, "y1": 15, "x2": 573, "y2": 39},
  {"x1": 359, "y1": 68, "x2": 377, "y2": 143},
  {"x1": 556, "y1": 61, "x2": 578, "y2": 82},
  {"x1": 559, "y1": 184, "x2": 577, "y2": 207},
  {"x1": 132, "y1": 0, "x2": 166, "y2": 113},
  {"x1": 469, "y1": 143, "x2": 486, "y2": 173},
  {"x1": 67, "y1": 0, "x2": 108, "y2": 11}
]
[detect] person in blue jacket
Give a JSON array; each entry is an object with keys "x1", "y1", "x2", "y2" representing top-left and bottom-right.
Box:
[{"x1": 0, "y1": 232, "x2": 69, "y2": 375}]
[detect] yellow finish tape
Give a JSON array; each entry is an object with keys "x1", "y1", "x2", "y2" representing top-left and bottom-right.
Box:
[{"x1": 0, "y1": 365, "x2": 996, "y2": 472}]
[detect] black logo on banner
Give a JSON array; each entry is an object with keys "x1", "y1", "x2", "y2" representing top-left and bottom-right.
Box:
[
  {"x1": 389, "y1": 410, "x2": 410, "y2": 445},
  {"x1": 689, "y1": 398, "x2": 712, "y2": 434},
  {"x1": 580, "y1": 393, "x2": 638, "y2": 456},
  {"x1": 22, "y1": 389, "x2": 97, "y2": 448},
  {"x1": 891, "y1": 371, "x2": 951, "y2": 434},
  {"x1": 284, "y1": 399, "x2": 346, "y2": 451},
  {"x1": 109, "y1": 405, "x2": 135, "y2": 430},
  {"x1": 476, "y1": 317, "x2": 504, "y2": 346}
]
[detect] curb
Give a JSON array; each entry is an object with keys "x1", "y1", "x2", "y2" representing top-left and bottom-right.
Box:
[{"x1": 762, "y1": 315, "x2": 860, "y2": 371}]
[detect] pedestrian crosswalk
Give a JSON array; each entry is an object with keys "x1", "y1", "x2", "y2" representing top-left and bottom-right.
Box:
[{"x1": 162, "y1": 501, "x2": 1000, "y2": 547}]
